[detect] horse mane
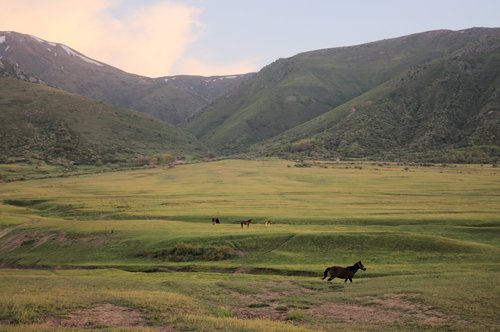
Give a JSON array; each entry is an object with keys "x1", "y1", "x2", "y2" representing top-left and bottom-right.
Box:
[{"x1": 347, "y1": 261, "x2": 365, "y2": 273}]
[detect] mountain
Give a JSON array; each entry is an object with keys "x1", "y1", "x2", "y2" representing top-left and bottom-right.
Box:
[
  {"x1": 129, "y1": 74, "x2": 253, "y2": 124},
  {"x1": 262, "y1": 31, "x2": 500, "y2": 162},
  {"x1": 2, "y1": 28, "x2": 498, "y2": 163},
  {"x1": 0, "y1": 31, "x2": 253, "y2": 125},
  {"x1": 184, "y1": 28, "x2": 500, "y2": 161},
  {"x1": 0, "y1": 75, "x2": 206, "y2": 164}
]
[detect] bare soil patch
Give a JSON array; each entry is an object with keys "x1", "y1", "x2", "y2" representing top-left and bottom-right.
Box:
[
  {"x1": 308, "y1": 293, "x2": 451, "y2": 325},
  {"x1": 361, "y1": 293, "x2": 450, "y2": 324},
  {"x1": 49, "y1": 303, "x2": 147, "y2": 328},
  {"x1": 0, "y1": 230, "x2": 109, "y2": 253},
  {"x1": 0, "y1": 231, "x2": 56, "y2": 252},
  {"x1": 229, "y1": 281, "x2": 315, "y2": 321},
  {"x1": 309, "y1": 302, "x2": 402, "y2": 323},
  {"x1": 232, "y1": 303, "x2": 289, "y2": 321}
]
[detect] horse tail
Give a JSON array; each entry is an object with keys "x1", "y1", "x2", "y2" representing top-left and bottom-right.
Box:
[{"x1": 322, "y1": 267, "x2": 331, "y2": 280}]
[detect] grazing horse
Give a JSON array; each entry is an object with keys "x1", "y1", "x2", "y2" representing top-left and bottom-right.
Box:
[
  {"x1": 211, "y1": 217, "x2": 220, "y2": 225},
  {"x1": 264, "y1": 220, "x2": 273, "y2": 227},
  {"x1": 322, "y1": 261, "x2": 366, "y2": 283},
  {"x1": 240, "y1": 219, "x2": 252, "y2": 228}
]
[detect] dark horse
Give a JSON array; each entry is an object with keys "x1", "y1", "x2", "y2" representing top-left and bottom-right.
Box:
[
  {"x1": 240, "y1": 219, "x2": 252, "y2": 228},
  {"x1": 322, "y1": 261, "x2": 366, "y2": 283}
]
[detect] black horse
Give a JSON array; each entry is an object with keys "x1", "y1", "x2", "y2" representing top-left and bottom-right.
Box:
[{"x1": 322, "y1": 261, "x2": 366, "y2": 283}]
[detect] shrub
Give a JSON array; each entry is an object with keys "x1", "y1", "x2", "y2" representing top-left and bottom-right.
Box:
[
  {"x1": 286, "y1": 309, "x2": 307, "y2": 322},
  {"x1": 294, "y1": 160, "x2": 312, "y2": 168},
  {"x1": 249, "y1": 303, "x2": 270, "y2": 308},
  {"x1": 152, "y1": 243, "x2": 238, "y2": 262}
]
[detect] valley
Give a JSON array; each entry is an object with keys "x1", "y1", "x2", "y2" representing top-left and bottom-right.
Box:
[
  {"x1": 0, "y1": 26, "x2": 499, "y2": 331},
  {"x1": 0, "y1": 160, "x2": 498, "y2": 330}
]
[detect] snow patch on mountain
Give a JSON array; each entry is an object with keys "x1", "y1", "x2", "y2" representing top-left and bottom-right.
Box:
[
  {"x1": 202, "y1": 75, "x2": 242, "y2": 84},
  {"x1": 30, "y1": 35, "x2": 56, "y2": 47},
  {"x1": 31, "y1": 35, "x2": 45, "y2": 43},
  {"x1": 0, "y1": 36, "x2": 5, "y2": 44},
  {"x1": 59, "y1": 44, "x2": 103, "y2": 66}
]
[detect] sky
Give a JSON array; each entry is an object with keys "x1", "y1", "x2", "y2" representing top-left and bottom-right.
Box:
[{"x1": 1, "y1": 0, "x2": 499, "y2": 77}]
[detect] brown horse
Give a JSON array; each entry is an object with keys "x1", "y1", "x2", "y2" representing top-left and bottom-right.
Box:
[
  {"x1": 240, "y1": 219, "x2": 252, "y2": 228},
  {"x1": 322, "y1": 261, "x2": 366, "y2": 283},
  {"x1": 264, "y1": 220, "x2": 273, "y2": 227}
]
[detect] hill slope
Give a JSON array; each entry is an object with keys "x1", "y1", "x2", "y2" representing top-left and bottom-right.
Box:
[
  {"x1": 184, "y1": 28, "x2": 500, "y2": 159},
  {"x1": 0, "y1": 31, "x2": 253, "y2": 124},
  {"x1": 261, "y1": 31, "x2": 500, "y2": 162},
  {"x1": 0, "y1": 77, "x2": 206, "y2": 164}
]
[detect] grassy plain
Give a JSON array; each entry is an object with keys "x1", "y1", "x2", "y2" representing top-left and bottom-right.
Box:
[{"x1": 0, "y1": 159, "x2": 499, "y2": 331}]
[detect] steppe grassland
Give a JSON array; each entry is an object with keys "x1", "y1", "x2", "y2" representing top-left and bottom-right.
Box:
[
  {"x1": 1, "y1": 159, "x2": 498, "y2": 222},
  {"x1": 0, "y1": 160, "x2": 498, "y2": 331}
]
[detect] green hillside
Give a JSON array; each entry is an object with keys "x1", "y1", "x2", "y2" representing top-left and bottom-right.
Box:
[
  {"x1": 263, "y1": 31, "x2": 500, "y2": 162},
  {"x1": 130, "y1": 83, "x2": 207, "y2": 125},
  {"x1": 0, "y1": 77, "x2": 206, "y2": 164},
  {"x1": 185, "y1": 28, "x2": 500, "y2": 159}
]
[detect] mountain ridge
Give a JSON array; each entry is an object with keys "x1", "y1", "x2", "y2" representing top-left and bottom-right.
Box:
[
  {"x1": 2, "y1": 28, "x2": 499, "y2": 163},
  {"x1": 184, "y1": 27, "x2": 500, "y2": 162},
  {"x1": 0, "y1": 31, "x2": 254, "y2": 125},
  {"x1": 262, "y1": 35, "x2": 500, "y2": 162}
]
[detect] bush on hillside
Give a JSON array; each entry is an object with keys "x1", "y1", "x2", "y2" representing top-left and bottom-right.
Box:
[
  {"x1": 127, "y1": 153, "x2": 176, "y2": 166},
  {"x1": 151, "y1": 243, "x2": 238, "y2": 261}
]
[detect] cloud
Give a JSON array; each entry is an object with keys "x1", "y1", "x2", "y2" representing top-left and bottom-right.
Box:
[{"x1": 0, "y1": 0, "x2": 204, "y2": 76}]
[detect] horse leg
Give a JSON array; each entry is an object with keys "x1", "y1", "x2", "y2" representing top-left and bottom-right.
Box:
[
  {"x1": 327, "y1": 276, "x2": 335, "y2": 282},
  {"x1": 349, "y1": 277, "x2": 353, "y2": 283},
  {"x1": 344, "y1": 278, "x2": 348, "y2": 283}
]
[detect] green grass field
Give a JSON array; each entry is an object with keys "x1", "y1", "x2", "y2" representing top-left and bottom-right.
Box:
[{"x1": 0, "y1": 160, "x2": 499, "y2": 331}]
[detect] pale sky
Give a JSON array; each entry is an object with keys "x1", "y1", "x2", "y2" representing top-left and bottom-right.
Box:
[{"x1": 1, "y1": 0, "x2": 499, "y2": 77}]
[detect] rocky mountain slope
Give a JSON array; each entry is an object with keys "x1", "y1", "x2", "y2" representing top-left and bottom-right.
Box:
[{"x1": 0, "y1": 31, "x2": 253, "y2": 124}]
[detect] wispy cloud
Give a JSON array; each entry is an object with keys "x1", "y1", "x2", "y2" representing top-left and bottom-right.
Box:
[{"x1": 0, "y1": 0, "x2": 256, "y2": 76}]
